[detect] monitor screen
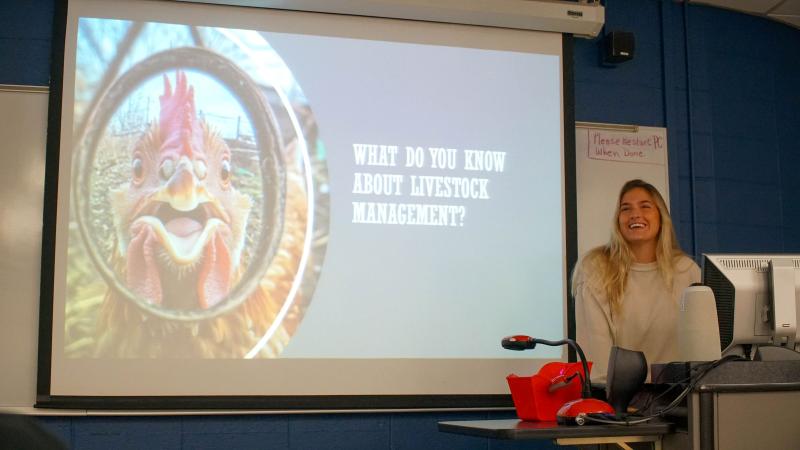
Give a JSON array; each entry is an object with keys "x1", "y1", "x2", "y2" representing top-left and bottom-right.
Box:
[{"x1": 37, "y1": 0, "x2": 575, "y2": 409}]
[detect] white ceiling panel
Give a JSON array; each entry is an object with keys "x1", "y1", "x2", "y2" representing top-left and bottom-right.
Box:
[
  {"x1": 689, "y1": 0, "x2": 800, "y2": 30},
  {"x1": 690, "y1": 0, "x2": 782, "y2": 14},
  {"x1": 771, "y1": 0, "x2": 800, "y2": 15}
]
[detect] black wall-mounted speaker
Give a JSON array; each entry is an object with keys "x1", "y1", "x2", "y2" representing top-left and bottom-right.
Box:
[{"x1": 603, "y1": 31, "x2": 635, "y2": 64}]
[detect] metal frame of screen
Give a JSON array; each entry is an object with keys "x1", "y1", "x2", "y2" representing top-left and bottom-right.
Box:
[{"x1": 35, "y1": 0, "x2": 578, "y2": 411}]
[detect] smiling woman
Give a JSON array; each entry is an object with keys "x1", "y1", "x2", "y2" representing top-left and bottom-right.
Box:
[
  {"x1": 571, "y1": 179, "x2": 700, "y2": 382},
  {"x1": 618, "y1": 186, "x2": 662, "y2": 262}
]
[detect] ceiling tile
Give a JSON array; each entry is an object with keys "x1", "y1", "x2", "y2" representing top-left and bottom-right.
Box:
[
  {"x1": 771, "y1": 0, "x2": 800, "y2": 15},
  {"x1": 688, "y1": 0, "x2": 800, "y2": 30},
  {"x1": 690, "y1": 0, "x2": 783, "y2": 14}
]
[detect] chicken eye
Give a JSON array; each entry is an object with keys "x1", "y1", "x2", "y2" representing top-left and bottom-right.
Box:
[
  {"x1": 132, "y1": 158, "x2": 144, "y2": 181},
  {"x1": 194, "y1": 159, "x2": 207, "y2": 180},
  {"x1": 160, "y1": 158, "x2": 175, "y2": 180},
  {"x1": 220, "y1": 159, "x2": 231, "y2": 185}
]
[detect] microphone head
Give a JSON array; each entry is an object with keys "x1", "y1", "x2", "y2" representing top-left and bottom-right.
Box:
[{"x1": 502, "y1": 335, "x2": 536, "y2": 350}]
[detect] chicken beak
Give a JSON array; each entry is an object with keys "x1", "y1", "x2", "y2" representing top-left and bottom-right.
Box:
[{"x1": 154, "y1": 156, "x2": 209, "y2": 210}]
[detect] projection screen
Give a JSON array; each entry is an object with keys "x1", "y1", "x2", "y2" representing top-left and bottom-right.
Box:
[{"x1": 37, "y1": 0, "x2": 576, "y2": 409}]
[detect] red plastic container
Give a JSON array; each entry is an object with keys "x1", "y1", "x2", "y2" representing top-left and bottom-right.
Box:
[{"x1": 506, "y1": 361, "x2": 593, "y2": 421}]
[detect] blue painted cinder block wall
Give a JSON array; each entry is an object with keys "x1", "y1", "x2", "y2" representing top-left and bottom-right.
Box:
[
  {"x1": 572, "y1": 0, "x2": 800, "y2": 257},
  {"x1": 2, "y1": 0, "x2": 799, "y2": 448}
]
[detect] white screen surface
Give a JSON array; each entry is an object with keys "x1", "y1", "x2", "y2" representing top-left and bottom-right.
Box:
[{"x1": 43, "y1": 0, "x2": 569, "y2": 402}]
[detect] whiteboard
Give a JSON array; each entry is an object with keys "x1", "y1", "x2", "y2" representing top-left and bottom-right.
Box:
[
  {"x1": 575, "y1": 124, "x2": 669, "y2": 257},
  {"x1": 0, "y1": 88, "x2": 47, "y2": 410}
]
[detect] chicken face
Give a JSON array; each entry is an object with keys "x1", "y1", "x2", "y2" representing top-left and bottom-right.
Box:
[{"x1": 109, "y1": 71, "x2": 253, "y2": 311}]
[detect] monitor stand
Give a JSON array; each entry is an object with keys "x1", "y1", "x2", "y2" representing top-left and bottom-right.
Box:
[{"x1": 753, "y1": 345, "x2": 800, "y2": 361}]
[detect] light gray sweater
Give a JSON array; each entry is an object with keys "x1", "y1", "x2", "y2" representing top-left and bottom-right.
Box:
[{"x1": 573, "y1": 255, "x2": 700, "y2": 382}]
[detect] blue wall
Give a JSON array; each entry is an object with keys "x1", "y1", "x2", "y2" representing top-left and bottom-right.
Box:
[
  {"x1": 573, "y1": 0, "x2": 800, "y2": 257},
  {"x1": 2, "y1": 0, "x2": 799, "y2": 448},
  {"x1": 35, "y1": 412, "x2": 560, "y2": 450}
]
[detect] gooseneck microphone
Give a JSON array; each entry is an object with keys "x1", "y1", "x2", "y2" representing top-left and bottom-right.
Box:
[
  {"x1": 501, "y1": 335, "x2": 593, "y2": 399},
  {"x1": 501, "y1": 335, "x2": 538, "y2": 351}
]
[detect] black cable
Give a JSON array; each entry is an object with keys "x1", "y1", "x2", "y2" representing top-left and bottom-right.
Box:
[
  {"x1": 578, "y1": 355, "x2": 746, "y2": 426},
  {"x1": 635, "y1": 357, "x2": 730, "y2": 414}
]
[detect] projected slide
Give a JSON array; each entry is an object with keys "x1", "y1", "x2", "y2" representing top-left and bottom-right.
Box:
[
  {"x1": 62, "y1": 18, "x2": 564, "y2": 361},
  {"x1": 45, "y1": 0, "x2": 568, "y2": 400}
]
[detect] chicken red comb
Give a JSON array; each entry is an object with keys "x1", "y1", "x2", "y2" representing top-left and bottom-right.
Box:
[{"x1": 159, "y1": 70, "x2": 203, "y2": 159}]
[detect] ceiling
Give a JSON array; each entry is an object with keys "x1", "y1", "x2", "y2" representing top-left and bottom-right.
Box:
[{"x1": 688, "y1": 0, "x2": 800, "y2": 29}]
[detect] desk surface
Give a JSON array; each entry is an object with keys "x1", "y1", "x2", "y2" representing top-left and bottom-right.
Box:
[{"x1": 438, "y1": 419, "x2": 673, "y2": 440}]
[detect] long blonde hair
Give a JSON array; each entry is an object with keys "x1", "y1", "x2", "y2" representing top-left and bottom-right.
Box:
[{"x1": 572, "y1": 179, "x2": 685, "y2": 311}]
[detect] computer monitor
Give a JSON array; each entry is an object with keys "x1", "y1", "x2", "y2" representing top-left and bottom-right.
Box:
[{"x1": 702, "y1": 254, "x2": 800, "y2": 358}]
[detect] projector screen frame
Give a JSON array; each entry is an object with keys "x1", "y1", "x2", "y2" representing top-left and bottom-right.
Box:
[{"x1": 36, "y1": 0, "x2": 579, "y2": 411}]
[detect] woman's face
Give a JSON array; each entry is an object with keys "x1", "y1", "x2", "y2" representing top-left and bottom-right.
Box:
[{"x1": 618, "y1": 187, "x2": 661, "y2": 247}]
